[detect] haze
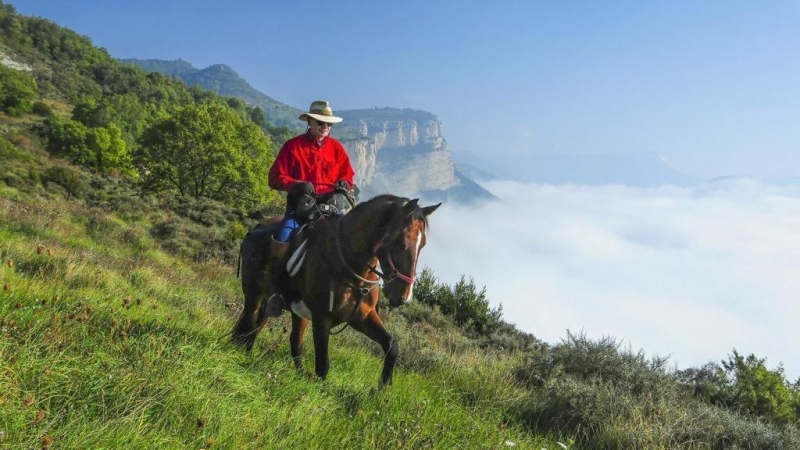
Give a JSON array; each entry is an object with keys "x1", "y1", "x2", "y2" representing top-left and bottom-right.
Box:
[{"x1": 422, "y1": 179, "x2": 800, "y2": 379}]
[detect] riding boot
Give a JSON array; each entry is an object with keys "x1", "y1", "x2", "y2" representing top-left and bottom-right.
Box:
[{"x1": 264, "y1": 236, "x2": 290, "y2": 317}]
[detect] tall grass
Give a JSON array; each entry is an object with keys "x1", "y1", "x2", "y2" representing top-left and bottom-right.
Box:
[{"x1": 0, "y1": 181, "x2": 552, "y2": 449}]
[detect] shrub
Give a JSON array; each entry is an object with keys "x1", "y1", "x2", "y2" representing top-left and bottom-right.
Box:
[
  {"x1": 514, "y1": 331, "x2": 669, "y2": 397},
  {"x1": 0, "y1": 64, "x2": 37, "y2": 115},
  {"x1": 42, "y1": 165, "x2": 86, "y2": 199},
  {"x1": 678, "y1": 351, "x2": 800, "y2": 425},
  {"x1": 226, "y1": 221, "x2": 248, "y2": 241},
  {"x1": 32, "y1": 101, "x2": 52, "y2": 116},
  {"x1": 415, "y1": 268, "x2": 502, "y2": 336}
]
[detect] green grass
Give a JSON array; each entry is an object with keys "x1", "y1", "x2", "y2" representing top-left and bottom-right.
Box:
[
  {"x1": 4, "y1": 131, "x2": 800, "y2": 449},
  {"x1": 0, "y1": 182, "x2": 556, "y2": 449}
]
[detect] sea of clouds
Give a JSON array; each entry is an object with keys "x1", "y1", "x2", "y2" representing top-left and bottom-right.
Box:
[{"x1": 420, "y1": 178, "x2": 800, "y2": 380}]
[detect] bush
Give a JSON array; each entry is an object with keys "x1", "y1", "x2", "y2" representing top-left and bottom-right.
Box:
[
  {"x1": 42, "y1": 165, "x2": 86, "y2": 199},
  {"x1": 509, "y1": 376, "x2": 800, "y2": 449},
  {"x1": 32, "y1": 101, "x2": 52, "y2": 116},
  {"x1": 226, "y1": 221, "x2": 248, "y2": 240},
  {"x1": 415, "y1": 268, "x2": 502, "y2": 336},
  {"x1": 678, "y1": 351, "x2": 800, "y2": 425},
  {"x1": 0, "y1": 64, "x2": 37, "y2": 115},
  {"x1": 514, "y1": 331, "x2": 669, "y2": 396}
]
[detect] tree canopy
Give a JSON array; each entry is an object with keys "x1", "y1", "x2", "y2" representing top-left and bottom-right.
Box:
[{"x1": 139, "y1": 102, "x2": 276, "y2": 209}]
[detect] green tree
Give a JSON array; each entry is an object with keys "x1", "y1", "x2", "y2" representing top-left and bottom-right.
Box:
[
  {"x1": 89, "y1": 123, "x2": 133, "y2": 176},
  {"x1": 45, "y1": 115, "x2": 93, "y2": 165},
  {"x1": 721, "y1": 350, "x2": 797, "y2": 424},
  {"x1": 0, "y1": 64, "x2": 37, "y2": 115},
  {"x1": 248, "y1": 105, "x2": 267, "y2": 127},
  {"x1": 138, "y1": 102, "x2": 276, "y2": 209},
  {"x1": 264, "y1": 122, "x2": 295, "y2": 147},
  {"x1": 44, "y1": 116, "x2": 134, "y2": 176}
]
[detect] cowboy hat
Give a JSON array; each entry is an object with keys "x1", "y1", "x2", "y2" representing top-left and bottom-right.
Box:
[{"x1": 299, "y1": 100, "x2": 343, "y2": 124}]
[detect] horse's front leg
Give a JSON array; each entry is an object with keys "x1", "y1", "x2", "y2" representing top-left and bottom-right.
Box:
[
  {"x1": 351, "y1": 309, "x2": 397, "y2": 387},
  {"x1": 290, "y1": 313, "x2": 308, "y2": 372},
  {"x1": 311, "y1": 317, "x2": 332, "y2": 380}
]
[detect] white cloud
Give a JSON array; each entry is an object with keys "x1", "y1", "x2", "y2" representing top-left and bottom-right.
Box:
[{"x1": 420, "y1": 179, "x2": 800, "y2": 379}]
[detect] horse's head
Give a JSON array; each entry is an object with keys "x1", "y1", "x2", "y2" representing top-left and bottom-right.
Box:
[{"x1": 373, "y1": 198, "x2": 441, "y2": 307}]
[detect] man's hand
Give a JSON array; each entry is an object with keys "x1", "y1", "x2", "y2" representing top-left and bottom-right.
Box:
[
  {"x1": 289, "y1": 181, "x2": 314, "y2": 196},
  {"x1": 334, "y1": 179, "x2": 351, "y2": 192}
]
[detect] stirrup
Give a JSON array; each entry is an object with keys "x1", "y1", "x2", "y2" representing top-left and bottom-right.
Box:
[{"x1": 264, "y1": 292, "x2": 286, "y2": 317}]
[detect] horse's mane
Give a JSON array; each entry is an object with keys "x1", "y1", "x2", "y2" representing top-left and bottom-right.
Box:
[
  {"x1": 304, "y1": 195, "x2": 429, "y2": 261},
  {"x1": 349, "y1": 194, "x2": 429, "y2": 227}
]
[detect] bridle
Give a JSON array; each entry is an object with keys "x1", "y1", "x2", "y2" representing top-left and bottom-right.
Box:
[
  {"x1": 370, "y1": 239, "x2": 416, "y2": 285},
  {"x1": 327, "y1": 202, "x2": 420, "y2": 334},
  {"x1": 333, "y1": 216, "x2": 418, "y2": 288}
]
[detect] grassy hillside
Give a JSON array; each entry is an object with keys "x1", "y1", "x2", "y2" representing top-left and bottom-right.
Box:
[
  {"x1": 0, "y1": 123, "x2": 553, "y2": 449},
  {"x1": 5, "y1": 115, "x2": 800, "y2": 450}
]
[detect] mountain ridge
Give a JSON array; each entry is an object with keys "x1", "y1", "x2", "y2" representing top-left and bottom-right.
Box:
[
  {"x1": 121, "y1": 58, "x2": 305, "y2": 130},
  {"x1": 124, "y1": 58, "x2": 494, "y2": 202}
]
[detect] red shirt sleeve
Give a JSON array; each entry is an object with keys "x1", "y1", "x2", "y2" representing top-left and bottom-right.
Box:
[{"x1": 268, "y1": 139, "x2": 298, "y2": 191}]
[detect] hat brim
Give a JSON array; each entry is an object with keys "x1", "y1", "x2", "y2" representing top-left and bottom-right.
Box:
[{"x1": 300, "y1": 113, "x2": 343, "y2": 124}]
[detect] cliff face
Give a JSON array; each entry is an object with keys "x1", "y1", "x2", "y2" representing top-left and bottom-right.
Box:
[
  {"x1": 339, "y1": 110, "x2": 491, "y2": 202},
  {"x1": 124, "y1": 61, "x2": 493, "y2": 203}
]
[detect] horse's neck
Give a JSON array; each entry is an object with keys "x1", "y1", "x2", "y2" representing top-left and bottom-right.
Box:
[{"x1": 337, "y1": 213, "x2": 379, "y2": 268}]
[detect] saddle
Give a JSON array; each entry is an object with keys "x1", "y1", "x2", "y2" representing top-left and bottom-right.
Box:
[{"x1": 242, "y1": 187, "x2": 355, "y2": 277}]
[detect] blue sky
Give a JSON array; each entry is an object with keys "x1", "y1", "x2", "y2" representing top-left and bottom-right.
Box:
[{"x1": 10, "y1": 1, "x2": 800, "y2": 179}]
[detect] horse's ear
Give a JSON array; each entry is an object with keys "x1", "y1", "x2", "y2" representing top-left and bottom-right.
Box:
[
  {"x1": 403, "y1": 198, "x2": 420, "y2": 216},
  {"x1": 421, "y1": 202, "x2": 442, "y2": 216}
]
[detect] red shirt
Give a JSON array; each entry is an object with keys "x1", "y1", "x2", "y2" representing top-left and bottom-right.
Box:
[{"x1": 268, "y1": 133, "x2": 355, "y2": 195}]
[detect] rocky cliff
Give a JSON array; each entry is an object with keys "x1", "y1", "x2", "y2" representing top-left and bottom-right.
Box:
[
  {"x1": 124, "y1": 60, "x2": 493, "y2": 203},
  {"x1": 338, "y1": 108, "x2": 494, "y2": 203}
]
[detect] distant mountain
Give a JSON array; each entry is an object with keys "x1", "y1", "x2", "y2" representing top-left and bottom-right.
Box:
[
  {"x1": 452, "y1": 150, "x2": 700, "y2": 187},
  {"x1": 121, "y1": 58, "x2": 305, "y2": 130},
  {"x1": 126, "y1": 60, "x2": 494, "y2": 203},
  {"x1": 454, "y1": 161, "x2": 501, "y2": 183}
]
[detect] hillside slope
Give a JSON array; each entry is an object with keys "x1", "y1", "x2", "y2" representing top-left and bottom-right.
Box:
[
  {"x1": 122, "y1": 58, "x2": 305, "y2": 131},
  {"x1": 0, "y1": 130, "x2": 549, "y2": 448}
]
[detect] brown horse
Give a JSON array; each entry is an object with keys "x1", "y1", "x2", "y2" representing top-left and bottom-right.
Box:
[{"x1": 233, "y1": 194, "x2": 441, "y2": 386}]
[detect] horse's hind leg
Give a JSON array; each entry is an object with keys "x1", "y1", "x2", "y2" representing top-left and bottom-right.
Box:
[
  {"x1": 232, "y1": 274, "x2": 269, "y2": 351},
  {"x1": 232, "y1": 235, "x2": 271, "y2": 351},
  {"x1": 290, "y1": 314, "x2": 308, "y2": 371},
  {"x1": 352, "y1": 310, "x2": 398, "y2": 387}
]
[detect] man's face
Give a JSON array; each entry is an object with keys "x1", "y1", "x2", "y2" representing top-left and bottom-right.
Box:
[{"x1": 309, "y1": 118, "x2": 332, "y2": 140}]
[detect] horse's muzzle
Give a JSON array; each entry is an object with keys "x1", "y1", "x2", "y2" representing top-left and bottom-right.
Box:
[{"x1": 389, "y1": 296, "x2": 408, "y2": 307}]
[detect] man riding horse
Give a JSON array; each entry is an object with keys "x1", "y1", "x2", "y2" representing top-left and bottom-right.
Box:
[
  {"x1": 264, "y1": 100, "x2": 356, "y2": 317},
  {"x1": 234, "y1": 103, "x2": 441, "y2": 385}
]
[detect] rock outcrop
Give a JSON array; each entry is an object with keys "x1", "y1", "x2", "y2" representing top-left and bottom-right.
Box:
[{"x1": 338, "y1": 108, "x2": 494, "y2": 203}]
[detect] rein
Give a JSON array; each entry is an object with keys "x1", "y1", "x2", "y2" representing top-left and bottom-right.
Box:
[
  {"x1": 327, "y1": 217, "x2": 380, "y2": 335},
  {"x1": 325, "y1": 203, "x2": 418, "y2": 334},
  {"x1": 334, "y1": 218, "x2": 381, "y2": 286}
]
